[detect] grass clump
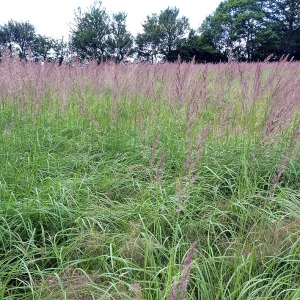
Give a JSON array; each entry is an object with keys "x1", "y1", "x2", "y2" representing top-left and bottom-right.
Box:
[{"x1": 1, "y1": 58, "x2": 300, "y2": 299}]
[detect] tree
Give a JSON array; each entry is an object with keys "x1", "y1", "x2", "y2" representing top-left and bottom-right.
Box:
[
  {"x1": 71, "y1": 1, "x2": 110, "y2": 62},
  {"x1": 180, "y1": 30, "x2": 226, "y2": 63},
  {"x1": 263, "y1": 0, "x2": 300, "y2": 58},
  {"x1": 136, "y1": 14, "x2": 162, "y2": 62},
  {"x1": 158, "y1": 7, "x2": 190, "y2": 61},
  {"x1": 0, "y1": 27, "x2": 6, "y2": 59},
  {"x1": 31, "y1": 35, "x2": 55, "y2": 61},
  {"x1": 199, "y1": 0, "x2": 300, "y2": 62},
  {"x1": 136, "y1": 7, "x2": 190, "y2": 62},
  {"x1": 200, "y1": 0, "x2": 268, "y2": 62},
  {"x1": 51, "y1": 38, "x2": 68, "y2": 65},
  {"x1": 199, "y1": 5, "x2": 234, "y2": 59},
  {"x1": 107, "y1": 12, "x2": 133, "y2": 61},
  {"x1": 227, "y1": 0, "x2": 266, "y2": 61},
  {"x1": 0, "y1": 20, "x2": 36, "y2": 59}
]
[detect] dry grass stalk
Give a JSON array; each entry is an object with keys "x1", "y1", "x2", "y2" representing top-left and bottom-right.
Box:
[
  {"x1": 175, "y1": 123, "x2": 210, "y2": 212},
  {"x1": 270, "y1": 119, "x2": 300, "y2": 200},
  {"x1": 170, "y1": 241, "x2": 197, "y2": 300}
]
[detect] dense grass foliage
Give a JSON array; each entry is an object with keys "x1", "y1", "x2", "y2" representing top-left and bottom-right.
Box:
[{"x1": 1, "y1": 58, "x2": 300, "y2": 299}]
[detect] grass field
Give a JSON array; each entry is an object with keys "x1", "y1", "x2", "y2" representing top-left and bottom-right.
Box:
[{"x1": 1, "y1": 57, "x2": 300, "y2": 299}]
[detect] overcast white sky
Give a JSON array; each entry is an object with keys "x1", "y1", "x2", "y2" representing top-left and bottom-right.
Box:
[{"x1": 0, "y1": 0, "x2": 222, "y2": 40}]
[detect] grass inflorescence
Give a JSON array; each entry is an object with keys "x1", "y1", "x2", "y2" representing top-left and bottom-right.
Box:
[{"x1": 1, "y1": 58, "x2": 300, "y2": 299}]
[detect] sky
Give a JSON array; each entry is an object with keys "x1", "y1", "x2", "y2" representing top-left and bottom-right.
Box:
[{"x1": 0, "y1": 0, "x2": 222, "y2": 40}]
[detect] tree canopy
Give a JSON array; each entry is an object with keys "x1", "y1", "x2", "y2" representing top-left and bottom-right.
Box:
[
  {"x1": 0, "y1": 20, "x2": 36, "y2": 59},
  {"x1": 136, "y1": 7, "x2": 191, "y2": 62},
  {"x1": 1, "y1": 0, "x2": 300, "y2": 63},
  {"x1": 70, "y1": 1, "x2": 133, "y2": 62},
  {"x1": 200, "y1": 0, "x2": 300, "y2": 61},
  {"x1": 71, "y1": 1, "x2": 110, "y2": 62},
  {"x1": 107, "y1": 12, "x2": 134, "y2": 62}
]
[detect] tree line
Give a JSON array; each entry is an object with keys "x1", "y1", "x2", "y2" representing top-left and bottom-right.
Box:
[{"x1": 0, "y1": 0, "x2": 299, "y2": 64}]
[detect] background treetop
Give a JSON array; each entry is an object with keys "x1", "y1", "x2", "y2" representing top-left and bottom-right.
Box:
[{"x1": 1, "y1": 0, "x2": 300, "y2": 63}]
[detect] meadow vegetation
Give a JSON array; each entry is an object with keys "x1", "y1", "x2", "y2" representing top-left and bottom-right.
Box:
[{"x1": 1, "y1": 57, "x2": 300, "y2": 299}]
